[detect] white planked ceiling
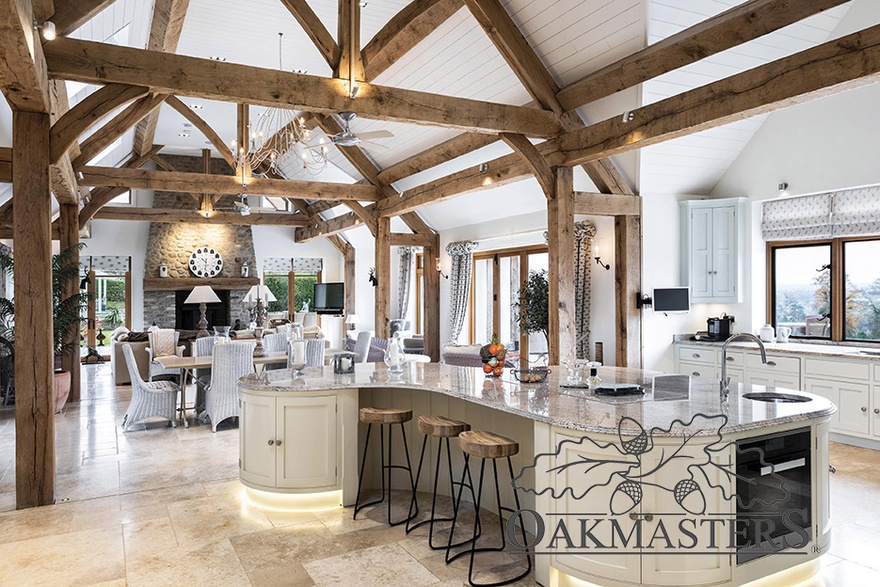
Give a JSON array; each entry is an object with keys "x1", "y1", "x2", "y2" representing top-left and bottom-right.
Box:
[{"x1": 638, "y1": 0, "x2": 852, "y2": 195}]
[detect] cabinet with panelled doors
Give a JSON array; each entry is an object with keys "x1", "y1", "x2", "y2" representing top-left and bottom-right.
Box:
[
  {"x1": 680, "y1": 197, "x2": 746, "y2": 303},
  {"x1": 803, "y1": 357, "x2": 872, "y2": 438}
]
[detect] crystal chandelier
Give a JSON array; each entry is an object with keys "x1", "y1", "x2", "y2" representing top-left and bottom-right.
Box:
[{"x1": 232, "y1": 33, "x2": 329, "y2": 177}]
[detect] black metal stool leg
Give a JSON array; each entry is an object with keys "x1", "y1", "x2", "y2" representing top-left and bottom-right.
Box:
[
  {"x1": 447, "y1": 455, "x2": 484, "y2": 563},
  {"x1": 353, "y1": 423, "x2": 374, "y2": 520},
  {"x1": 385, "y1": 421, "x2": 418, "y2": 526},
  {"x1": 405, "y1": 434, "x2": 430, "y2": 533}
]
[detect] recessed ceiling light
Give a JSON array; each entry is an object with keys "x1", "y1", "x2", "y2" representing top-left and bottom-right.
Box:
[
  {"x1": 178, "y1": 132, "x2": 191, "y2": 138},
  {"x1": 209, "y1": 56, "x2": 227, "y2": 62},
  {"x1": 191, "y1": 104, "x2": 203, "y2": 109},
  {"x1": 292, "y1": 69, "x2": 308, "y2": 75}
]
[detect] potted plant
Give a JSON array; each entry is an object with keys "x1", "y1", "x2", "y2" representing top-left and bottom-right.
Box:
[
  {"x1": 0, "y1": 244, "x2": 91, "y2": 412},
  {"x1": 515, "y1": 269, "x2": 549, "y2": 364}
]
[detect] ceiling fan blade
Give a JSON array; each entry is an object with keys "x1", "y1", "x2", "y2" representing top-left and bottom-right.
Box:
[{"x1": 356, "y1": 130, "x2": 394, "y2": 140}]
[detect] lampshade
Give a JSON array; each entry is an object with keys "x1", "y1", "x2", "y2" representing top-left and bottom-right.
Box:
[
  {"x1": 346, "y1": 314, "x2": 360, "y2": 324},
  {"x1": 184, "y1": 285, "x2": 221, "y2": 304},
  {"x1": 243, "y1": 285, "x2": 277, "y2": 304}
]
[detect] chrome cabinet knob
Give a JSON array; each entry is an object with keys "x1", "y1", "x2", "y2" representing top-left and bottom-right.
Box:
[
  {"x1": 767, "y1": 361, "x2": 777, "y2": 367},
  {"x1": 275, "y1": 439, "x2": 282, "y2": 446},
  {"x1": 644, "y1": 514, "x2": 654, "y2": 522},
  {"x1": 692, "y1": 372, "x2": 700, "y2": 377},
  {"x1": 862, "y1": 407, "x2": 868, "y2": 412},
  {"x1": 874, "y1": 409, "x2": 879, "y2": 414},
  {"x1": 629, "y1": 513, "x2": 639, "y2": 521},
  {"x1": 267, "y1": 439, "x2": 275, "y2": 446}
]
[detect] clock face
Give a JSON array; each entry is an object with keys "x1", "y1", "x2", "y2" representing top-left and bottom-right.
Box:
[{"x1": 188, "y1": 247, "x2": 223, "y2": 278}]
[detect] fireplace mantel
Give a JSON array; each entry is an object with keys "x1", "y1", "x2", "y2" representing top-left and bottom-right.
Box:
[{"x1": 143, "y1": 277, "x2": 260, "y2": 291}]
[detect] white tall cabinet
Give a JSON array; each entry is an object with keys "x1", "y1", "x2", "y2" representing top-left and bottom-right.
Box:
[{"x1": 681, "y1": 198, "x2": 746, "y2": 303}]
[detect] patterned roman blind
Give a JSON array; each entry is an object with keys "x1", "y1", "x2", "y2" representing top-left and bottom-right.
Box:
[
  {"x1": 762, "y1": 185, "x2": 880, "y2": 241},
  {"x1": 262, "y1": 258, "x2": 324, "y2": 274},
  {"x1": 88, "y1": 256, "x2": 130, "y2": 275}
]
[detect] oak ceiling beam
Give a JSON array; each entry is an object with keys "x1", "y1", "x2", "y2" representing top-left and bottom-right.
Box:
[
  {"x1": 78, "y1": 166, "x2": 383, "y2": 200},
  {"x1": 336, "y1": 0, "x2": 365, "y2": 82},
  {"x1": 362, "y1": 0, "x2": 464, "y2": 82},
  {"x1": 93, "y1": 207, "x2": 311, "y2": 226},
  {"x1": 280, "y1": 0, "x2": 340, "y2": 70},
  {"x1": 573, "y1": 191, "x2": 641, "y2": 216},
  {"x1": 50, "y1": 84, "x2": 149, "y2": 165},
  {"x1": 0, "y1": 147, "x2": 12, "y2": 183},
  {"x1": 391, "y1": 232, "x2": 434, "y2": 247},
  {"x1": 561, "y1": 23, "x2": 880, "y2": 167},
  {"x1": 53, "y1": 0, "x2": 117, "y2": 37},
  {"x1": 32, "y1": 0, "x2": 54, "y2": 22},
  {"x1": 464, "y1": 0, "x2": 563, "y2": 115},
  {"x1": 556, "y1": 0, "x2": 852, "y2": 112},
  {"x1": 44, "y1": 38, "x2": 563, "y2": 137},
  {"x1": 72, "y1": 93, "x2": 168, "y2": 169},
  {"x1": 295, "y1": 208, "x2": 374, "y2": 242},
  {"x1": 499, "y1": 133, "x2": 553, "y2": 198},
  {"x1": 132, "y1": 0, "x2": 191, "y2": 157},
  {"x1": 165, "y1": 96, "x2": 236, "y2": 170},
  {"x1": 47, "y1": 79, "x2": 82, "y2": 204},
  {"x1": 377, "y1": 132, "x2": 498, "y2": 185},
  {"x1": 0, "y1": 0, "x2": 50, "y2": 113}
]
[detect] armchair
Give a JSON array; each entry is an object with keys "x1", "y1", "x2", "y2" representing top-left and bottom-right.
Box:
[{"x1": 146, "y1": 329, "x2": 185, "y2": 381}]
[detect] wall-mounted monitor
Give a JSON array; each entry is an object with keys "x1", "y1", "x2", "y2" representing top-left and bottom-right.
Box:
[
  {"x1": 314, "y1": 282, "x2": 345, "y2": 315},
  {"x1": 652, "y1": 287, "x2": 690, "y2": 313}
]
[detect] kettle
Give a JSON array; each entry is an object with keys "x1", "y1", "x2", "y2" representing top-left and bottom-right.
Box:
[{"x1": 759, "y1": 324, "x2": 775, "y2": 342}]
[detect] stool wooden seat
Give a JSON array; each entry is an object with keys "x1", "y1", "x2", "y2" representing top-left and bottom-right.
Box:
[
  {"x1": 458, "y1": 430, "x2": 519, "y2": 459},
  {"x1": 418, "y1": 415, "x2": 470, "y2": 438},
  {"x1": 359, "y1": 407, "x2": 412, "y2": 425}
]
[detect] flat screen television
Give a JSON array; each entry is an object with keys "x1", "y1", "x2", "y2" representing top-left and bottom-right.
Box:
[
  {"x1": 314, "y1": 282, "x2": 344, "y2": 315},
  {"x1": 652, "y1": 287, "x2": 690, "y2": 313}
]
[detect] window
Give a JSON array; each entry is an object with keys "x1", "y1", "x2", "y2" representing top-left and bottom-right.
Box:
[
  {"x1": 769, "y1": 237, "x2": 880, "y2": 342},
  {"x1": 292, "y1": 273, "x2": 318, "y2": 312},
  {"x1": 264, "y1": 274, "x2": 289, "y2": 313}
]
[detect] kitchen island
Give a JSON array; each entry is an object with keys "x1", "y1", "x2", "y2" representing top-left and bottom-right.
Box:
[{"x1": 238, "y1": 363, "x2": 835, "y2": 587}]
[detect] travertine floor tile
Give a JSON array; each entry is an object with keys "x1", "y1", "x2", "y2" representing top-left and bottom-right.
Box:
[
  {"x1": 303, "y1": 543, "x2": 440, "y2": 587},
  {"x1": 123, "y1": 516, "x2": 179, "y2": 556},
  {"x1": 125, "y1": 538, "x2": 252, "y2": 587}
]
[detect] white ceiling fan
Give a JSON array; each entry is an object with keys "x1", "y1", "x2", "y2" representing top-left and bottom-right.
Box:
[{"x1": 319, "y1": 112, "x2": 394, "y2": 149}]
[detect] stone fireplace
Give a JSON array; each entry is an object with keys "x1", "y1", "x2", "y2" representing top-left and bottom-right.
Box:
[{"x1": 142, "y1": 155, "x2": 257, "y2": 330}]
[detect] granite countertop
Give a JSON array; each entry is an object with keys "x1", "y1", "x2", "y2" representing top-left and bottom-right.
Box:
[
  {"x1": 673, "y1": 334, "x2": 880, "y2": 360},
  {"x1": 239, "y1": 363, "x2": 835, "y2": 436}
]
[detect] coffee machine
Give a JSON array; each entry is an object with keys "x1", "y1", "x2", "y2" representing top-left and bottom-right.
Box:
[{"x1": 694, "y1": 314, "x2": 735, "y2": 341}]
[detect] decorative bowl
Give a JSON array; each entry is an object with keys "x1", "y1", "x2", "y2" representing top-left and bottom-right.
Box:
[{"x1": 513, "y1": 367, "x2": 550, "y2": 383}]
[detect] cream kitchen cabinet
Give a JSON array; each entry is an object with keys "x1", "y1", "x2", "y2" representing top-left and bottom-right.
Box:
[
  {"x1": 803, "y1": 358, "x2": 871, "y2": 438},
  {"x1": 240, "y1": 392, "x2": 338, "y2": 492},
  {"x1": 680, "y1": 198, "x2": 746, "y2": 303}
]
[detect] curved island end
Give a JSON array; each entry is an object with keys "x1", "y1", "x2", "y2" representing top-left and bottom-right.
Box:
[{"x1": 238, "y1": 363, "x2": 835, "y2": 587}]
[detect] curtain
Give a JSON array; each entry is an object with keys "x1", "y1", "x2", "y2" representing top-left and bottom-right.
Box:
[
  {"x1": 446, "y1": 241, "x2": 478, "y2": 344},
  {"x1": 397, "y1": 246, "x2": 413, "y2": 320},
  {"x1": 574, "y1": 222, "x2": 597, "y2": 360}
]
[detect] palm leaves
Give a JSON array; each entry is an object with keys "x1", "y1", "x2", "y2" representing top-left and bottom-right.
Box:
[{"x1": 0, "y1": 243, "x2": 91, "y2": 359}]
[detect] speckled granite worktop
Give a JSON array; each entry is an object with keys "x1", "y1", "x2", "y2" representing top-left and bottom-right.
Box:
[
  {"x1": 674, "y1": 334, "x2": 880, "y2": 361},
  {"x1": 240, "y1": 363, "x2": 835, "y2": 436}
]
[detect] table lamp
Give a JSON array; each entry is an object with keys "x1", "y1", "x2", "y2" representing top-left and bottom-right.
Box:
[
  {"x1": 184, "y1": 285, "x2": 221, "y2": 338},
  {"x1": 346, "y1": 313, "x2": 360, "y2": 331}
]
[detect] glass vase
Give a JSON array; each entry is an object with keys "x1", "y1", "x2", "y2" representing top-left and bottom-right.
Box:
[
  {"x1": 384, "y1": 333, "x2": 406, "y2": 374},
  {"x1": 213, "y1": 326, "x2": 231, "y2": 345}
]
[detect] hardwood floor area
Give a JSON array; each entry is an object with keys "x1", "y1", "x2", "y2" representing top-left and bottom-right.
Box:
[{"x1": 0, "y1": 364, "x2": 878, "y2": 586}]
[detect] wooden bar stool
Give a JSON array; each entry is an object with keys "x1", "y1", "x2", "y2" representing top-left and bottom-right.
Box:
[
  {"x1": 406, "y1": 415, "x2": 472, "y2": 549},
  {"x1": 447, "y1": 430, "x2": 532, "y2": 587},
  {"x1": 353, "y1": 407, "x2": 418, "y2": 526}
]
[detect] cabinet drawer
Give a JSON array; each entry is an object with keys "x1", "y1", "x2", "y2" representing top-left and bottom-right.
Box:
[
  {"x1": 805, "y1": 358, "x2": 871, "y2": 381},
  {"x1": 746, "y1": 353, "x2": 800, "y2": 373},
  {"x1": 677, "y1": 346, "x2": 715, "y2": 365},
  {"x1": 720, "y1": 351, "x2": 745, "y2": 367},
  {"x1": 678, "y1": 361, "x2": 714, "y2": 380}
]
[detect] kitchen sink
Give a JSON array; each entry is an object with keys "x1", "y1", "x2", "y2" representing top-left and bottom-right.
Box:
[{"x1": 742, "y1": 392, "x2": 812, "y2": 403}]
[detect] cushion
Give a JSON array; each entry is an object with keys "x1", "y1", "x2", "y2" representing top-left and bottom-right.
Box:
[
  {"x1": 124, "y1": 331, "x2": 150, "y2": 342},
  {"x1": 442, "y1": 343, "x2": 482, "y2": 356}
]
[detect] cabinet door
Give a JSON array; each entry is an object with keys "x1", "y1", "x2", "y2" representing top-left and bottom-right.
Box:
[
  {"x1": 641, "y1": 441, "x2": 733, "y2": 586},
  {"x1": 711, "y1": 206, "x2": 737, "y2": 298},
  {"x1": 689, "y1": 208, "x2": 713, "y2": 299},
  {"x1": 276, "y1": 395, "x2": 338, "y2": 490},
  {"x1": 874, "y1": 388, "x2": 880, "y2": 439},
  {"x1": 240, "y1": 393, "x2": 277, "y2": 488},
  {"x1": 837, "y1": 382, "x2": 870, "y2": 436}
]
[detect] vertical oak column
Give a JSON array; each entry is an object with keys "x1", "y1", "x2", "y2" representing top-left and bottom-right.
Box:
[
  {"x1": 58, "y1": 203, "x2": 81, "y2": 403},
  {"x1": 422, "y1": 233, "x2": 441, "y2": 362},
  {"x1": 343, "y1": 243, "x2": 356, "y2": 329},
  {"x1": 615, "y1": 215, "x2": 642, "y2": 368},
  {"x1": 374, "y1": 216, "x2": 391, "y2": 338},
  {"x1": 547, "y1": 167, "x2": 576, "y2": 365},
  {"x1": 13, "y1": 111, "x2": 55, "y2": 508}
]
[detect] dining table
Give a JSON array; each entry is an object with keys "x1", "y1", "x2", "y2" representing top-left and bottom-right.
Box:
[{"x1": 157, "y1": 351, "x2": 288, "y2": 426}]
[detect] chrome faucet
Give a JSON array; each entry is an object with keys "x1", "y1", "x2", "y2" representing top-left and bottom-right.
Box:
[{"x1": 720, "y1": 333, "x2": 768, "y2": 398}]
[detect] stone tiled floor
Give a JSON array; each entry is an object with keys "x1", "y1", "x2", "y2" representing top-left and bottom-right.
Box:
[{"x1": 0, "y1": 363, "x2": 879, "y2": 586}]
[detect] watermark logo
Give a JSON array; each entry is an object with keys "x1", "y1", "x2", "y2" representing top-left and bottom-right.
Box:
[{"x1": 504, "y1": 414, "x2": 812, "y2": 557}]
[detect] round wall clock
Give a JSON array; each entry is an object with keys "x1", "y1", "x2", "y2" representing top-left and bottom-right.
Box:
[{"x1": 189, "y1": 246, "x2": 223, "y2": 278}]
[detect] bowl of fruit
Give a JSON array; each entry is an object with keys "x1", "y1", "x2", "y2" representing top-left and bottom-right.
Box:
[
  {"x1": 480, "y1": 336, "x2": 507, "y2": 378},
  {"x1": 513, "y1": 367, "x2": 550, "y2": 383}
]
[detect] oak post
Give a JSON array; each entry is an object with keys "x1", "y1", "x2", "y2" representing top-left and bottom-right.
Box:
[
  {"x1": 13, "y1": 111, "x2": 55, "y2": 508},
  {"x1": 59, "y1": 203, "x2": 81, "y2": 403},
  {"x1": 343, "y1": 243, "x2": 356, "y2": 341},
  {"x1": 423, "y1": 233, "x2": 441, "y2": 362},
  {"x1": 374, "y1": 216, "x2": 391, "y2": 338},
  {"x1": 615, "y1": 215, "x2": 642, "y2": 368},
  {"x1": 547, "y1": 167, "x2": 575, "y2": 365}
]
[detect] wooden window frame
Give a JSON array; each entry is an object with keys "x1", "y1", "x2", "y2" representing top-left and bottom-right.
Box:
[{"x1": 767, "y1": 236, "x2": 880, "y2": 344}]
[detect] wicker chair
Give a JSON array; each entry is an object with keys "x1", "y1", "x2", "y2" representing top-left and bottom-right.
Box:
[
  {"x1": 192, "y1": 336, "x2": 216, "y2": 414},
  {"x1": 146, "y1": 329, "x2": 185, "y2": 381},
  {"x1": 262, "y1": 332, "x2": 289, "y2": 371},
  {"x1": 204, "y1": 341, "x2": 255, "y2": 432},
  {"x1": 121, "y1": 344, "x2": 179, "y2": 431},
  {"x1": 288, "y1": 339, "x2": 325, "y2": 368}
]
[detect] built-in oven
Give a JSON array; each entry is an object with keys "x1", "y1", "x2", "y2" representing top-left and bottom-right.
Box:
[{"x1": 735, "y1": 427, "x2": 812, "y2": 564}]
